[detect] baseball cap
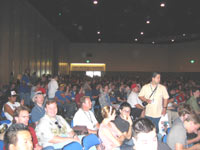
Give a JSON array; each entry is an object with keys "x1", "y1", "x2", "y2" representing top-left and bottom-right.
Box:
[
  {"x1": 32, "y1": 91, "x2": 43, "y2": 102},
  {"x1": 7, "y1": 90, "x2": 17, "y2": 97},
  {"x1": 131, "y1": 84, "x2": 137, "y2": 89}
]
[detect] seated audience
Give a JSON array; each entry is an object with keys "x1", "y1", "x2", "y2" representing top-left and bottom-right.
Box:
[
  {"x1": 55, "y1": 84, "x2": 77, "y2": 119},
  {"x1": 3, "y1": 90, "x2": 21, "y2": 121},
  {"x1": 132, "y1": 118, "x2": 171, "y2": 150},
  {"x1": 31, "y1": 91, "x2": 45, "y2": 124},
  {"x1": 99, "y1": 106, "x2": 132, "y2": 150},
  {"x1": 4, "y1": 123, "x2": 33, "y2": 150},
  {"x1": 73, "y1": 96, "x2": 99, "y2": 134},
  {"x1": 186, "y1": 87, "x2": 200, "y2": 114},
  {"x1": 167, "y1": 103, "x2": 200, "y2": 150},
  {"x1": 75, "y1": 86, "x2": 85, "y2": 108},
  {"x1": 13, "y1": 106, "x2": 42, "y2": 150},
  {"x1": 35, "y1": 100, "x2": 79, "y2": 149},
  {"x1": 99, "y1": 85, "x2": 112, "y2": 108},
  {"x1": 127, "y1": 84, "x2": 144, "y2": 119},
  {"x1": 114, "y1": 102, "x2": 134, "y2": 148}
]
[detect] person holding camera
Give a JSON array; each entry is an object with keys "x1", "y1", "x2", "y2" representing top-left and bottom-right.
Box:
[{"x1": 138, "y1": 72, "x2": 169, "y2": 133}]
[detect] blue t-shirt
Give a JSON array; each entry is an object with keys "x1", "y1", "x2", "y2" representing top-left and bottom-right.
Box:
[{"x1": 31, "y1": 104, "x2": 45, "y2": 123}]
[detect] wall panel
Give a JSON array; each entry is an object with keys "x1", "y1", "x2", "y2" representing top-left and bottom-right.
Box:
[{"x1": 0, "y1": 0, "x2": 69, "y2": 85}]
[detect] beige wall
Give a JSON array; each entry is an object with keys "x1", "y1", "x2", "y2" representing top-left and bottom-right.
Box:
[
  {"x1": 0, "y1": 0, "x2": 69, "y2": 85},
  {"x1": 69, "y1": 42, "x2": 200, "y2": 72}
]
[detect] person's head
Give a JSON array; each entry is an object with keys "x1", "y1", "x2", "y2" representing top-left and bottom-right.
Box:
[
  {"x1": 103, "y1": 85, "x2": 109, "y2": 93},
  {"x1": 45, "y1": 100, "x2": 57, "y2": 118},
  {"x1": 32, "y1": 91, "x2": 44, "y2": 105},
  {"x1": 131, "y1": 83, "x2": 139, "y2": 93},
  {"x1": 13, "y1": 106, "x2": 30, "y2": 126},
  {"x1": 177, "y1": 103, "x2": 193, "y2": 120},
  {"x1": 101, "y1": 106, "x2": 116, "y2": 121},
  {"x1": 184, "y1": 112, "x2": 200, "y2": 134},
  {"x1": 151, "y1": 72, "x2": 161, "y2": 85},
  {"x1": 191, "y1": 87, "x2": 200, "y2": 98},
  {"x1": 59, "y1": 83, "x2": 65, "y2": 91},
  {"x1": 4, "y1": 123, "x2": 33, "y2": 150},
  {"x1": 133, "y1": 118, "x2": 157, "y2": 150},
  {"x1": 52, "y1": 75, "x2": 58, "y2": 80},
  {"x1": 7, "y1": 90, "x2": 17, "y2": 103},
  {"x1": 119, "y1": 102, "x2": 131, "y2": 119},
  {"x1": 80, "y1": 96, "x2": 92, "y2": 111}
]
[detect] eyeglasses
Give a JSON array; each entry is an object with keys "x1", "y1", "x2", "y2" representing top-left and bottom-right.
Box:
[{"x1": 55, "y1": 121, "x2": 61, "y2": 129}]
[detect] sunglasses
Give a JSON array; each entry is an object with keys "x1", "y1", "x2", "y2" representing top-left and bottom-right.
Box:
[{"x1": 55, "y1": 121, "x2": 61, "y2": 129}]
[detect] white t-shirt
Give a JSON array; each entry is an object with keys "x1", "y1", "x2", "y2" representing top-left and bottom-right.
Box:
[
  {"x1": 73, "y1": 109, "x2": 98, "y2": 130},
  {"x1": 3, "y1": 101, "x2": 20, "y2": 121},
  {"x1": 127, "y1": 91, "x2": 143, "y2": 108},
  {"x1": 48, "y1": 79, "x2": 58, "y2": 98}
]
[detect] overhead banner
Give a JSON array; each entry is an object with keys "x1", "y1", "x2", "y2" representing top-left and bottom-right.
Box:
[{"x1": 70, "y1": 63, "x2": 106, "y2": 71}]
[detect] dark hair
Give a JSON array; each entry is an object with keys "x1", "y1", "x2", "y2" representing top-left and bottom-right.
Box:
[
  {"x1": 133, "y1": 118, "x2": 155, "y2": 139},
  {"x1": 152, "y1": 72, "x2": 160, "y2": 78},
  {"x1": 80, "y1": 96, "x2": 90, "y2": 107},
  {"x1": 119, "y1": 102, "x2": 131, "y2": 111},
  {"x1": 4, "y1": 123, "x2": 29, "y2": 150},
  {"x1": 13, "y1": 106, "x2": 30, "y2": 124},
  {"x1": 191, "y1": 87, "x2": 199, "y2": 93},
  {"x1": 178, "y1": 103, "x2": 194, "y2": 117},
  {"x1": 185, "y1": 112, "x2": 200, "y2": 124}
]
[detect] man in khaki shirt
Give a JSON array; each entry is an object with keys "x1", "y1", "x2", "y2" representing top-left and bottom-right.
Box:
[{"x1": 139, "y1": 72, "x2": 169, "y2": 133}]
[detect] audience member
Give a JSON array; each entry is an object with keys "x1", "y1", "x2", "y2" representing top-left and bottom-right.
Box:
[
  {"x1": 167, "y1": 103, "x2": 200, "y2": 150},
  {"x1": 114, "y1": 102, "x2": 134, "y2": 148},
  {"x1": 13, "y1": 106, "x2": 42, "y2": 150},
  {"x1": 73, "y1": 96, "x2": 99, "y2": 134},
  {"x1": 186, "y1": 87, "x2": 200, "y2": 114},
  {"x1": 35, "y1": 100, "x2": 79, "y2": 149},
  {"x1": 99, "y1": 85, "x2": 112, "y2": 108},
  {"x1": 3, "y1": 90, "x2": 21, "y2": 121},
  {"x1": 31, "y1": 91, "x2": 45, "y2": 124},
  {"x1": 4, "y1": 123, "x2": 33, "y2": 150},
  {"x1": 47, "y1": 75, "x2": 58, "y2": 100},
  {"x1": 132, "y1": 118, "x2": 171, "y2": 150},
  {"x1": 99, "y1": 106, "x2": 132, "y2": 150},
  {"x1": 127, "y1": 84, "x2": 144, "y2": 120}
]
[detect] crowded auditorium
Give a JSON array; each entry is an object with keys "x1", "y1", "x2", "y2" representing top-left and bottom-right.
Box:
[{"x1": 0, "y1": 0, "x2": 200, "y2": 150}]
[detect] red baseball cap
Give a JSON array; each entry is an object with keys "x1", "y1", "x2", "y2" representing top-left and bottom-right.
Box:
[{"x1": 131, "y1": 83, "x2": 137, "y2": 89}]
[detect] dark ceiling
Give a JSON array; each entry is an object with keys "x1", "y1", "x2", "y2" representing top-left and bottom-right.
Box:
[{"x1": 28, "y1": 0, "x2": 200, "y2": 44}]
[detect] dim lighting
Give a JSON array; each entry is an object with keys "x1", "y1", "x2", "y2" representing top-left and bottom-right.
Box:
[
  {"x1": 58, "y1": 12, "x2": 62, "y2": 16},
  {"x1": 152, "y1": 41, "x2": 155, "y2": 44},
  {"x1": 182, "y1": 33, "x2": 186, "y2": 36}
]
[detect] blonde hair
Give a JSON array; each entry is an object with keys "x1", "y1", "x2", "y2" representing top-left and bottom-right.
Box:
[{"x1": 101, "y1": 106, "x2": 116, "y2": 118}]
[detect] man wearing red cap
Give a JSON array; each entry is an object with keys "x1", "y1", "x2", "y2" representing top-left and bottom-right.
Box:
[{"x1": 127, "y1": 84, "x2": 144, "y2": 120}]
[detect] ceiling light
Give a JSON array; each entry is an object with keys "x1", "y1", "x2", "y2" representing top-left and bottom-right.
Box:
[
  {"x1": 140, "y1": 32, "x2": 144, "y2": 35},
  {"x1": 93, "y1": 0, "x2": 98, "y2": 5},
  {"x1": 146, "y1": 20, "x2": 150, "y2": 24},
  {"x1": 97, "y1": 31, "x2": 101, "y2": 34},
  {"x1": 98, "y1": 38, "x2": 101, "y2": 42},
  {"x1": 152, "y1": 41, "x2": 155, "y2": 44},
  {"x1": 182, "y1": 33, "x2": 186, "y2": 36},
  {"x1": 134, "y1": 38, "x2": 138, "y2": 42},
  {"x1": 160, "y1": 3, "x2": 165, "y2": 7},
  {"x1": 171, "y1": 39, "x2": 175, "y2": 42}
]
